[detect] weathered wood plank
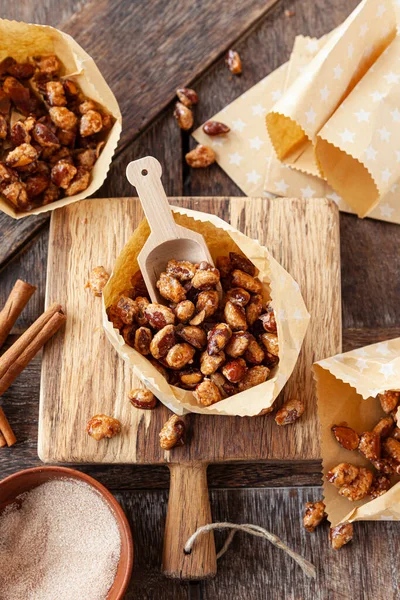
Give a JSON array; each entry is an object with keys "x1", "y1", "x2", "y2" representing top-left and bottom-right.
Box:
[
  {"x1": 0, "y1": 213, "x2": 49, "y2": 270},
  {"x1": 203, "y1": 487, "x2": 400, "y2": 600},
  {"x1": 98, "y1": 111, "x2": 182, "y2": 199},
  {"x1": 61, "y1": 0, "x2": 280, "y2": 148},
  {"x1": 0, "y1": 0, "x2": 88, "y2": 26}
]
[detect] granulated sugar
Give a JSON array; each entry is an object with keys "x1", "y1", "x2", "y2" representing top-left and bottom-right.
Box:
[{"x1": 0, "y1": 478, "x2": 121, "y2": 600}]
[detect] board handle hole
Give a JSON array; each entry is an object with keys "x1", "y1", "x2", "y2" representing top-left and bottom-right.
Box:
[{"x1": 141, "y1": 169, "x2": 148, "y2": 176}]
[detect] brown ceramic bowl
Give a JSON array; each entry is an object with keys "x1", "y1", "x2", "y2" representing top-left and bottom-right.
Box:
[{"x1": 0, "y1": 466, "x2": 133, "y2": 599}]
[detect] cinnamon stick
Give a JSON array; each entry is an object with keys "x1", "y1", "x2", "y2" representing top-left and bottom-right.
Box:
[
  {"x1": 0, "y1": 309, "x2": 66, "y2": 396},
  {"x1": 0, "y1": 431, "x2": 7, "y2": 448},
  {"x1": 0, "y1": 407, "x2": 16, "y2": 446},
  {"x1": 0, "y1": 280, "x2": 36, "y2": 349},
  {"x1": 0, "y1": 303, "x2": 62, "y2": 381}
]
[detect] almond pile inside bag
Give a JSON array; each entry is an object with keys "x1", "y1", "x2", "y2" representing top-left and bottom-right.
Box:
[
  {"x1": 0, "y1": 18, "x2": 121, "y2": 219},
  {"x1": 314, "y1": 337, "x2": 400, "y2": 526},
  {"x1": 103, "y1": 206, "x2": 309, "y2": 417}
]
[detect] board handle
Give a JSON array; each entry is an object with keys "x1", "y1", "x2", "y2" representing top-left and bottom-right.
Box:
[
  {"x1": 126, "y1": 156, "x2": 180, "y2": 243},
  {"x1": 162, "y1": 463, "x2": 217, "y2": 580}
]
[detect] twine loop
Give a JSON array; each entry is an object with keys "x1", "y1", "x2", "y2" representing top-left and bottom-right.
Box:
[{"x1": 184, "y1": 522, "x2": 316, "y2": 579}]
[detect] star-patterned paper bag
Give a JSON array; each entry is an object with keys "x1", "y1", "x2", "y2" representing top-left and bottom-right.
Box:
[
  {"x1": 103, "y1": 206, "x2": 310, "y2": 417},
  {"x1": 313, "y1": 338, "x2": 400, "y2": 527},
  {"x1": 193, "y1": 1, "x2": 400, "y2": 224}
]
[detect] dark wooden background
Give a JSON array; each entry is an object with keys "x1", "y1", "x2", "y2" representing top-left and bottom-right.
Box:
[{"x1": 1, "y1": 1, "x2": 399, "y2": 598}]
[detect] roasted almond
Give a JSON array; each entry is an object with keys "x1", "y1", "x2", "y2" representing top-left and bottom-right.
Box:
[
  {"x1": 202, "y1": 121, "x2": 230, "y2": 136},
  {"x1": 331, "y1": 425, "x2": 360, "y2": 451}
]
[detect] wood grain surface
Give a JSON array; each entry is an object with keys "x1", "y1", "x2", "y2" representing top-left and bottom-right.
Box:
[
  {"x1": 1, "y1": 0, "x2": 400, "y2": 596},
  {"x1": 39, "y1": 196, "x2": 340, "y2": 464}
]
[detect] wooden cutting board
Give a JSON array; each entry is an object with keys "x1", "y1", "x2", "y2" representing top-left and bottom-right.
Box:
[{"x1": 39, "y1": 196, "x2": 341, "y2": 579}]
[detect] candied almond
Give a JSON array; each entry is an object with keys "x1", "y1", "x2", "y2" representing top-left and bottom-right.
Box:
[
  {"x1": 176, "y1": 87, "x2": 198, "y2": 107},
  {"x1": 134, "y1": 327, "x2": 152, "y2": 355},
  {"x1": 237, "y1": 365, "x2": 269, "y2": 392},
  {"x1": 202, "y1": 121, "x2": 230, "y2": 136},
  {"x1": 129, "y1": 388, "x2": 157, "y2": 410},
  {"x1": 224, "y1": 301, "x2": 247, "y2": 331},
  {"x1": 157, "y1": 272, "x2": 186, "y2": 303},
  {"x1": 174, "y1": 102, "x2": 193, "y2": 130},
  {"x1": 370, "y1": 474, "x2": 391, "y2": 500},
  {"x1": 194, "y1": 379, "x2": 222, "y2": 407},
  {"x1": 358, "y1": 431, "x2": 381, "y2": 461},
  {"x1": 150, "y1": 324, "x2": 176, "y2": 359},
  {"x1": 330, "y1": 523, "x2": 353, "y2": 550},
  {"x1": 382, "y1": 437, "x2": 400, "y2": 462},
  {"x1": 166, "y1": 259, "x2": 197, "y2": 281},
  {"x1": 185, "y1": 144, "x2": 215, "y2": 168},
  {"x1": 80, "y1": 109, "x2": 103, "y2": 137},
  {"x1": 200, "y1": 350, "x2": 225, "y2": 376},
  {"x1": 86, "y1": 414, "x2": 121, "y2": 441},
  {"x1": 275, "y1": 398, "x2": 304, "y2": 426},
  {"x1": 85, "y1": 266, "x2": 109, "y2": 296},
  {"x1": 326, "y1": 463, "x2": 359, "y2": 488},
  {"x1": 49, "y1": 106, "x2": 78, "y2": 131},
  {"x1": 65, "y1": 167, "x2": 91, "y2": 196},
  {"x1": 331, "y1": 425, "x2": 360, "y2": 451},
  {"x1": 378, "y1": 390, "x2": 400, "y2": 414},
  {"x1": 372, "y1": 415, "x2": 395, "y2": 438},
  {"x1": 179, "y1": 369, "x2": 203, "y2": 389},
  {"x1": 339, "y1": 467, "x2": 373, "y2": 502},
  {"x1": 222, "y1": 358, "x2": 247, "y2": 383},
  {"x1": 231, "y1": 269, "x2": 262, "y2": 294},
  {"x1": 177, "y1": 325, "x2": 206, "y2": 349},
  {"x1": 225, "y1": 49, "x2": 242, "y2": 75},
  {"x1": 229, "y1": 251, "x2": 256, "y2": 276},
  {"x1": 159, "y1": 414, "x2": 185, "y2": 450},
  {"x1": 6, "y1": 143, "x2": 38, "y2": 168},
  {"x1": 207, "y1": 323, "x2": 232, "y2": 355},
  {"x1": 165, "y1": 342, "x2": 195, "y2": 369},
  {"x1": 303, "y1": 500, "x2": 327, "y2": 533}
]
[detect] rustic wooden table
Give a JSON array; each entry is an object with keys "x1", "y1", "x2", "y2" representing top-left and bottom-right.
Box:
[{"x1": 0, "y1": 1, "x2": 399, "y2": 598}]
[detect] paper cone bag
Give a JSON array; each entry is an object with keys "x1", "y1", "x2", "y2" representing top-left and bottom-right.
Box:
[
  {"x1": 266, "y1": 0, "x2": 400, "y2": 217},
  {"x1": 0, "y1": 19, "x2": 122, "y2": 219},
  {"x1": 314, "y1": 338, "x2": 400, "y2": 527},
  {"x1": 102, "y1": 206, "x2": 309, "y2": 417}
]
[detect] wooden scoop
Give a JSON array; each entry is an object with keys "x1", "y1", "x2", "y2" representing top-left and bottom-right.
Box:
[{"x1": 126, "y1": 156, "x2": 216, "y2": 303}]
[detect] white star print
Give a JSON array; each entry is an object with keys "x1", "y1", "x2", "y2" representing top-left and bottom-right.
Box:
[
  {"x1": 354, "y1": 109, "x2": 370, "y2": 122},
  {"x1": 231, "y1": 118, "x2": 247, "y2": 133},
  {"x1": 251, "y1": 104, "x2": 266, "y2": 117},
  {"x1": 327, "y1": 191, "x2": 342, "y2": 204},
  {"x1": 228, "y1": 152, "x2": 243, "y2": 166},
  {"x1": 246, "y1": 170, "x2": 261, "y2": 184},
  {"x1": 377, "y1": 343, "x2": 391, "y2": 356},
  {"x1": 305, "y1": 107, "x2": 317, "y2": 124},
  {"x1": 355, "y1": 358, "x2": 368, "y2": 373},
  {"x1": 359, "y1": 23, "x2": 369, "y2": 37},
  {"x1": 249, "y1": 136, "x2": 265, "y2": 150},
  {"x1": 277, "y1": 308, "x2": 286, "y2": 321},
  {"x1": 380, "y1": 203, "x2": 395, "y2": 218},
  {"x1": 347, "y1": 43, "x2": 354, "y2": 58},
  {"x1": 378, "y1": 127, "x2": 391, "y2": 142},
  {"x1": 301, "y1": 185, "x2": 316, "y2": 199},
  {"x1": 320, "y1": 86, "x2": 330, "y2": 101},
  {"x1": 354, "y1": 347, "x2": 367, "y2": 357},
  {"x1": 365, "y1": 146, "x2": 377, "y2": 161},
  {"x1": 274, "y1": 179, "x2": 289, "y2": 194},
  {"x1": 306, "y1": 39, "x2": 319, "y2": 53},
  {"x1": 211, "y1": 139, "x2": 225, "y2": 148},
  {"x1": 339, "y1": 129, "x2": 355, "y2": 144},
  {"x1": 377, "y1": 3, "x2": 387, "y2": 17},
  {"x1": 333, "y1": 64, "x2": 343, "y2": 79},
  {"x1": 380, "y1": 363, "x2": 395, "y2": 379},
  {"x1": 292, "y1": 309, "x2": 305, "y2": 320},
  {"x1": 396, "y1": 150, "x2": 400, "y2": 162},
  {"x1": 390, "y1": 183, "x2": 398, "y2": 193},
  {"x1": 391, "y1": 108, "x2": 400, "y2": 122},
  {"x1": 271, "y1": 89, "x2": 282, "y2": 101},
  {"x1": 384, "y1": 72, "x2": 400, "y2": 85},
  {"x1": 370, "y1": 91, "x2": 386, "y2": 102},
  {"x1": 381, "y1": 168, "x2": 392, "y2": 183}
]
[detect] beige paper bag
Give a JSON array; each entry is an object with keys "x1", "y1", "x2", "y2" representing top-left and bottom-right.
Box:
[
  {"x1": 102, "y1": 206, "x2": 309, "y2": 417},
  {"x1": 0, "y1": 19, "x2": 122, "y2": 219},
  {"x1": 314, "y1": 338, "x2": 400, "y2": 527}
]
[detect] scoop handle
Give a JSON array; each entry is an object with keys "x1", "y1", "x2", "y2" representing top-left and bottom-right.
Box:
[{"x1": 126, "y1": 157, "x2": 180, "y2": 242}]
